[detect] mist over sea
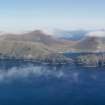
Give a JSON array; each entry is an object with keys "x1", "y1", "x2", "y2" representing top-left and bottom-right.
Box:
[{"x1": 0, "y1": 60, "x2": 105, "y2": 105}]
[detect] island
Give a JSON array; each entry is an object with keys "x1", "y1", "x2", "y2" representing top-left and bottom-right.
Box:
[{"x1": 0, "y1": 30, "x2": 105, "y2": 67}]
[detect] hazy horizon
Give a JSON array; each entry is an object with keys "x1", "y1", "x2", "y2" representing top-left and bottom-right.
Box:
[{"x1": 0, "y1": 0, "x2": 105, "y2": 32}]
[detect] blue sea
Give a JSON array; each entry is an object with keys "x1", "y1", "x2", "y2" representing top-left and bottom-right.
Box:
[{"x1": 0, "y1": 60, "x2": 105, "y2": 105}]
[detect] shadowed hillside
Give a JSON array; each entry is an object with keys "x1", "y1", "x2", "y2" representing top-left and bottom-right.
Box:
[{"x1": 74, "y1": 36, "x2": 104, "y2": 52}]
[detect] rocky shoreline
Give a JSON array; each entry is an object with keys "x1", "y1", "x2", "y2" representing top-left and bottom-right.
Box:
[
  {"x1": 69, "y1": 52, "x2": 105, "y2": 67},
  {"x1": 0, "y1": 52, "x2": 105, "y2": 68}
]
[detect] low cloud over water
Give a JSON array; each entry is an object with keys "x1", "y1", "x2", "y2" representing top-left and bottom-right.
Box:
[
  {"x1": 0, "y1": 64, "x2": 101, "y2": 84},
  {"x1": 0, "y1": 65, "x2": 66, "y2": 83}
]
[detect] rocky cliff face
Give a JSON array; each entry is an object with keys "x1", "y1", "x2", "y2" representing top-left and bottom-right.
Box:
[{"x1": 74, "y1": 53, "x2": 105, "y2": 67}]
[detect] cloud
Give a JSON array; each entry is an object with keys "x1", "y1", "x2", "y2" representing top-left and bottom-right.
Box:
[
  {"x1": 0, "y1": 65, "x2": 91, "y2": 84},
  {"x1": 86, "y1": 30, "x2": 105, "y2": 37},
  {"x1": 0, "y1": 65, "x2": 65, "y2": 83}
]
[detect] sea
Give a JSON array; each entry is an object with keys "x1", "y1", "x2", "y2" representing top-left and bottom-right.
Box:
[{"x1": 0, "y1": 60, "x2": 105, "y2": 105}]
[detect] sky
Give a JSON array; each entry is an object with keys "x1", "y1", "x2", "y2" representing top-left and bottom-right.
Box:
[{"x1": 0, "y1": 0, "x2": 105, "y2": 32}]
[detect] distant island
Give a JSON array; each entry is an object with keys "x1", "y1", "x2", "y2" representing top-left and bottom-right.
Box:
[{"x1": 0, "y1": 30, "x2": 105, "y2": 67}]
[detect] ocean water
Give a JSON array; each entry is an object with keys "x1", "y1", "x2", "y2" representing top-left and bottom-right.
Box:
[{"x1": 0, "y1": 60, "x2": 105, "y2": 105}]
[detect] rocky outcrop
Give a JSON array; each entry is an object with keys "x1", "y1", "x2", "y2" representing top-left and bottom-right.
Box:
[{"x1": 74, "y1": 53, "x2": 105, "y2": 67}]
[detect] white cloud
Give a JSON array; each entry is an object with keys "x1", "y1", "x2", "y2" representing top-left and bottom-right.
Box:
[
  {"x1": 87, "y1": 30, "x2": 105, "y2": 37},
  {"x1": 0, "y1": 65, "x2": 65, "y2": 83}
]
